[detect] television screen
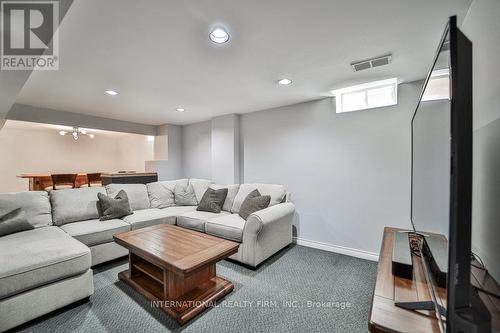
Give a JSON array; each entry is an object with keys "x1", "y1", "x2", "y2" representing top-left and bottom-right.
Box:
[
  {"x1": 411, "y1": 31, "x2": 451, "y2": 259},
  {"x1": 410, "y1": 29, "x2": 452, "y2": 326}
]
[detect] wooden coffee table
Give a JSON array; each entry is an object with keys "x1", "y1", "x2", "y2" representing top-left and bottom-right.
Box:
[{"x1": 113, "y1": 224, "x2": 239, "y2": 325}]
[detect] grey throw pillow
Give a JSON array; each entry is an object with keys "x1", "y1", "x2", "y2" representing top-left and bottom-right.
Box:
[
  {"x1": 97, "y1": 190, "x2": 133, "y2": 221},
  {"x1": 0, "y1": 208, "x2": 33, "y2": 237},
  {"x1": 197, "y1": 188, "x2": 228, "y2": 213},
  {"x1": 174, "y1": 183, "x2": 198, "y2": 206},
  {"x1": 239, "y1": 189, "x2": 271, "y2": 220}
]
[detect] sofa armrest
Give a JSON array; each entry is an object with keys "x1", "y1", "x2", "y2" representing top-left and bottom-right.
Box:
[
  {"x1": 244, "y1": 202, "x2": 295, "y2": 236},
  {"x1": 237, "y1": 202, "x2": 295, "y2": 267}
]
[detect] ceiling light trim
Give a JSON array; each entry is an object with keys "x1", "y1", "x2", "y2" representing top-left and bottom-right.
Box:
[
  {"x1": 278, "y1": 78, "x2": 292, "y2": 85},
  {"x1": 105, "y1": 90, "x2": 119, "y2": 96},
  {"x1": 209, "y1": 27, "x2": 230, "y2": 44}
]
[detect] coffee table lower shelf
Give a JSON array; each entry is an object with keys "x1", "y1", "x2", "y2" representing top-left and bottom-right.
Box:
[
  {"x1": 118, "y1": 269, "x2": 234, "y2": 325},
  {"x1": 113, "y1": 225, "x2": 239, "y2": 325}
]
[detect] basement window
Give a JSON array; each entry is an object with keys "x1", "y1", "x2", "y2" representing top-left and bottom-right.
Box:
[
  {"x1": 331, "y1": 78, "x2": 398, "y2": 113},
  {"x1": 421, "y1": 69, "x2": 450, "y2": 102}
]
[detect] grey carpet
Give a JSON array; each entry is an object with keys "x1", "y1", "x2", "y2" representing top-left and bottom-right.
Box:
[{"x1": 14, "y1": 245, "x2": 377, "y2": 333}]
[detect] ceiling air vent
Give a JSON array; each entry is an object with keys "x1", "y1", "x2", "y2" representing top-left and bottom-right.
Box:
[{"x1": 350, "y1": 54, "x2": 392, "y2": 72}]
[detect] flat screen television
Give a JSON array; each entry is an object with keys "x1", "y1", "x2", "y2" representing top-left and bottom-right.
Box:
[{"x1": 410, "y1": 16, "x2": 492, "y2": 332}]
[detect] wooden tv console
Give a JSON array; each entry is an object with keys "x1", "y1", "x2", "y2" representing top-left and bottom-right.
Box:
[{"x1": 368, "y1": 227, "x2": 499, "y2": 333}]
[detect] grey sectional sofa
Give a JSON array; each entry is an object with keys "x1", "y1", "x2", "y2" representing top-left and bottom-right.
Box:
[
  {"x1": 0, "y1": 191, "x2": 93, "y2": 332},
  {"x1": 0, "y1": 179, "x2": 294, "y2": 332}
]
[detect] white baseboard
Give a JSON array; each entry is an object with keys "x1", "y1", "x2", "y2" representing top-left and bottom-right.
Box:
[{"x1": 293, "y1": 237, "x2": 379, "y2": 262}]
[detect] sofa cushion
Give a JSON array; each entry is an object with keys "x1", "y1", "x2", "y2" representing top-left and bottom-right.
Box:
[
  {"x1": 210, "y1": 184, "x2": 240, "y2": 212},
  {"x1": 174, "y1": 183, "x2": 198, "y2": 206},
  {"x1": 123, "y1": 208, "x2": 177, "y2": 230},
  {"x1": 176, "y1": 210, "x2": 229, "y2": 232},
  {"x1": 231, "y1": 184, "x2": 286, "y2": 213},
  {"x1": 147, "y1": 179, "x2": 188, "y2": 209},
  {"x1": 97, "y1": 190, "x2": 133, "y2": 221},
  {"x1": 0, "y1": 209, "x2": 33, "y2": 237},
  {"x1": 50, "y1": 187, "x2": 106, "y2": 226},
  {"x1": 188, "y1": 179, "x2": 212, "y2": 202},
  {"x1": 106, "y1": 184, "x2": 150, "y2": 211},
  {"x1": 0, "y1": 226, "x2": 91, "y2": 299},
  {"x1": 197, "y1": 188, "x2": 228, "y2": 213},
  {"x1": 159, "y1": 205, "x2": 197, "y2": 224},
  {"x1": 0, "y1": 191, "x2": 52, "y2": 228},
  {"x1": 205, "y1": 214, "x2": 246, "y2": 242},
  {"x1": 147, "y1": 182, "x2": 173, "y2": 209},
  {"x1": 59, "y1": 218, "x2": 130, "y2": 246}
]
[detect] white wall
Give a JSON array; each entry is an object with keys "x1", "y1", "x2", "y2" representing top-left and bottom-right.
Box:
[
  {"x1": 0, "y1": 126, "x2": 153, "y2": 192},
  {"x1": 180, "y1": 82, "x2": 421, "y2": 256},
  {"x1": 412, "y1": 100, "x2": 451, "y2": 238},
  {"x1": 240, "y1": 83, "x2": 420, "y2": 255},
  {"x1": 462, "y1": 0, "x2": 500, "y2": 281},
  {"x1": 153, "y1": 135, "x2": 168, "y2": 160},
  {"x1": 212, "y1": 114, "x2": 240, "y2": 185},
  {"x1": 146, "y1": 124, "x2": 183, "y2": 181},
  {"x1": 181, "y1": 121, "x2": 212, "y2": 179},
  {"x1": 117, "y1": 135, "x2": 155, "y2": 172}
]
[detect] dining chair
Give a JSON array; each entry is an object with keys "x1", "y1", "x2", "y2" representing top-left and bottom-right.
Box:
[
  {"x1": 84, "y1": 173, "x2": 102, "y2": 187},
  {"x1": 45, "y1": 174, "x2": 78, "y2": 191}
]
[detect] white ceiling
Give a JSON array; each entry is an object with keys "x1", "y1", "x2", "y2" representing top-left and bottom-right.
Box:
[{"x1": 15, "y1": 0, "x2": 472, "y2": 125}]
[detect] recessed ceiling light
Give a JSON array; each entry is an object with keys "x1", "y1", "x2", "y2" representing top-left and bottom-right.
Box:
[
  {"x1": 176, "y1": 108, "x2": 185, "y2": 112},
  {"x1": 209, "y1": 28, "x2": 229, "y2": 44},
  {"x1": 59, "y1": 130, "x2": 67, "y2": 136},
  {"x1": 278, "y1": 78, "x2": 292, "y2": 85},
  {"x1": 105, "y1": 90, "x2": 119, "y2": 96}
]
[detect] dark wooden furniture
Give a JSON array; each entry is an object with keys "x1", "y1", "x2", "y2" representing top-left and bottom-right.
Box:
[
  {"x1": 113, "y1": 224, "x2": 239, "y2": 325},
  {"x1": 101, "y1": 172, "x2": 158, "y2": 185},
  {"x1": 17, "y1": 172, "x2": 156, "y2": 190},
  {"x1": 85, "y1": 173, "x2": 102, "y2": 187},
  {"x1": 369, "y1": 227, "x2": 500, "y2": 333},
  {"x1": 50, "y1": 174, "x2": 78, "y2": 190},
  {"x1": 17, "y1": 173, "x2": 89, "y2": 191}
]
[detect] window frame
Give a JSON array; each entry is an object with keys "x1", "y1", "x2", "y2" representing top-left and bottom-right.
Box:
[{"x1": 332, "y1": 78, "x2": 398, "y2": 113}]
